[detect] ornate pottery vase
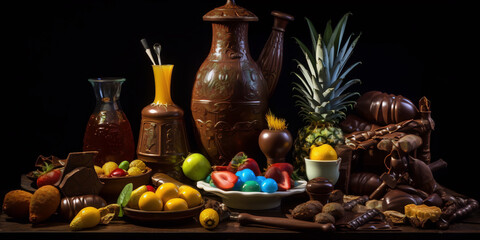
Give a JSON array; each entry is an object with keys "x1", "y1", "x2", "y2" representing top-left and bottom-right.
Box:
[
  {"x1": 258, "y1": 129, "x2": 293, "y2": 164},
  {"x1": 137, "y1": 65, "x2": 189, "y2": 179},
  {"x1": 191, "y1": 0, "x2": 293, "y2": 166},
  {"x1": 83, "y1": 78, "x2": 135, "y2": 166}
]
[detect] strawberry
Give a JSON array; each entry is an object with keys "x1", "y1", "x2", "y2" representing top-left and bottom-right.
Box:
[
  {"x1": 212, "y1": 165, "x2": 229, "y2": 171},
  {"x1": 264, "y1": 166, "x2": 283, "y2": 182},
  {"x1": 227, "y1": 152, "x2": 261, "y2": 176},
  {"x1": 211, "y1": 171, "x2": 238, "y2": 190},
  {"x1": 277, "y1": 171, "x2": 292, "y2": 191},
  {"x1": 267, "y1": 163, "x2": 294, "y2": 176},
  {"x1": 264, "y1": 166, "x2": 292, "y2": 191},
  {"x1": 36, "y1": 162, "x2": 62, "y2": 188}
]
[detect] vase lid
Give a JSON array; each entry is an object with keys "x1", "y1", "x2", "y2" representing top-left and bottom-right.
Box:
[{"x1": 203, "y1": 0, "x2": 258, "y2": 22}]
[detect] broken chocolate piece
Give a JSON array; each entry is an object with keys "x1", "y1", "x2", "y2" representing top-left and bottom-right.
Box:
[
  {"x1": 347, "y1": 208, "x2": 382, "y2": 230},
  {"x1": 343, "y1": 195, "x2": 369, "y2": 211},
  {"x1": 438, "y1": 198, "x2": 479, "y2": 230}
]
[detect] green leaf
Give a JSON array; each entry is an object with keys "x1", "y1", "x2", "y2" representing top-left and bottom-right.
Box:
[
  {"x1": 339, "y1": 62, "x2": 362, "y2": 80},
  {"x1": 305, "y1": 17, "x2": 318, "y2": 53},
  {"x1": 116, "y1": 183, "x2": 133, "y2": 217},
  {"x1": 292, "y1": 72, "x2": 313, "y2": 96},
  {"x1": 293, "y1": 37, "x2": 318, "y2": 80},
  {"x1": 327, "y1": 12, "x2": 351, "y2": 54},
  {"x1": 335, "y1": 78, "x2": 361, "y2": 97},
  {"x1": 323, "y1": 20, "x2": 332, "y2": 43}
]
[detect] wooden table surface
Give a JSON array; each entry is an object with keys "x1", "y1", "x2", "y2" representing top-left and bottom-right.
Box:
[{"x1": 1, "y1": 191, "x2": 479, "y2": 240}]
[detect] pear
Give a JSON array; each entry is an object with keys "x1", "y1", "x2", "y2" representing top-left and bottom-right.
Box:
[
  {"x1": 127, "y1": 185, "x2": 148, "y2": 209},
  {"x1": 70, "y1": 207, "x2": 100, "y2": 230}
]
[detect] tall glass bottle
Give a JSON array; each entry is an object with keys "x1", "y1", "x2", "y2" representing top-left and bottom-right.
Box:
[{"x1": 83, "y1": 78, "x2": 135, "y2": 166}]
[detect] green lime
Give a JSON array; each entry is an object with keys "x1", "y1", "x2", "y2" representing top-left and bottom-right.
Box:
[
  {"x1": 182, "y1": 153, "x2": 211, "y2": 181},
  {"x1": 118, "y1": 160, "x2": 130, "y2": 171}
]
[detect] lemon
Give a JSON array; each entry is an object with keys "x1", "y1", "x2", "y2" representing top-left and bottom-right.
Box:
[
  {"x1": 127, "y1": 185, "x2": 148, "y2": 209},
  {"x1": 155, "y1": 182, "x2": 179, "y2": 203},
  {"x1": 102, "y1": 162, "x2": 118, "y2": 176},
  {"x1": 163, "y1": 198, "x2": 188, "y2": 211},
  {"x1": 309, "y1": 144, "x2": 337, "y2": 160},
  {"x1": 179, "y1": 185, "x2": 203, "y2": 208},
  {"x1": 199, "y1": 208, "x2": 219, "y2": 230},
  {"x1": 129, "y1": 159, "x2": 146, "y2": 171},
  {"x1": 127, "y1": 167, "x2": 143, "y2": 176},
  {"x1": 138, "y1": 192, "x2": 163, "y2": 211}
]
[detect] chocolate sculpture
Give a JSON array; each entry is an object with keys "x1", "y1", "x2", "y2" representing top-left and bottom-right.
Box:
[
  {"x1": 338, "y1": 91, "x2": 478, "y2": 229},
  {"x1": 191, "y1": 0, "x2": 293, "y2": 166}
]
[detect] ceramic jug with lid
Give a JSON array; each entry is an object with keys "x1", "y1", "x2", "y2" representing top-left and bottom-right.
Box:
[{"x1": 191, "y1": 0, "x2": 293, "y2": 166}]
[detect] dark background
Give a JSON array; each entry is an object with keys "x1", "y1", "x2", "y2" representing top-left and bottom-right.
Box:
[{"x1": 2, "y1": 0, "x2": 478, "y2": 200}]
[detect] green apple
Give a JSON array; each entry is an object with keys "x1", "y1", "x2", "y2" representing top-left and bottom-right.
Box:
[{"x1": 182, "y1": 153, "x2": 212, "y2": 181}]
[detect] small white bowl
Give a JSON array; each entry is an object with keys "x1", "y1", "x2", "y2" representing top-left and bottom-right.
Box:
[
  {"x1": 304, "y1": 158, "x2": 342, "y2": 184},
  {"x1": 196, "y1": 180, "x2": 306, "y2": 210}
]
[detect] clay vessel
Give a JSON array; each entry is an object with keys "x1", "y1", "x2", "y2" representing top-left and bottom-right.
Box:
[
  {"x1": 137, "y1": 65, "x2": 190, "y2": 180},
  {"x1": 191, "y1": 0, "x2": 293, "y2": 166},
  {"x1": 258, "y1": 129, "x2": 292, "y2": 164}
]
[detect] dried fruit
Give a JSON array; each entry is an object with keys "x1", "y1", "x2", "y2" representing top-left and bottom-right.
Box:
[
  {"x1": 98, "y1": 204, "x2": 120, "y2": 224},
  {"x1": 291, "y1": 200, "x2": 323, "y2": 221},
  {"x1": 322, "y1": 202, "x2": 345, "y2": 220},
  {"x1": 29, "y1": 185, "x2": 61, "y2": 223},
  {"x1": 383, "y1": 210, "x2": 405, "y2": 224},
  {"x1": 129, "y1": 159, "x2": 146, "y2": 171},
  {"x1": 314, "y1": 212, "x2": 335, "y2": 224},
  {"x1": 127, "y1": 166, "x2": 143, "y2": 176},
  {"x1": 2, "y1": 190, "x2": 32, "y2": 219}
]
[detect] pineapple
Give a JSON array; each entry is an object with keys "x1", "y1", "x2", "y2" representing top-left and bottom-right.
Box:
[{"x1": 292, "y1": 13, "x2": 361, "y2": 176}]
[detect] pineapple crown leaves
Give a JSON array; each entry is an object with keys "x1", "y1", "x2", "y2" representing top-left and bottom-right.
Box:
[{"x1": 291, "y1": 12, "x2": 362, "y2": 125}]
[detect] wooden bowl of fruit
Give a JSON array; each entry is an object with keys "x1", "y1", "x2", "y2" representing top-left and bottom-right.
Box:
[
  {"x1": 96, "y1": 159, "x2": 153, "y2": 203},
  {"x1": 123, "y1": 183, "x2": 205, "y2": 222}
]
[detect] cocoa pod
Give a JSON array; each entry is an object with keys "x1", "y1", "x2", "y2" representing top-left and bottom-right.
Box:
[{"x1": 355, "y1": 91, "x2": 418, "y2": 125}]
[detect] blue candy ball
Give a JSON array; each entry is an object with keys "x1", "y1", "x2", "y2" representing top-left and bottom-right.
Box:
[
  {"x1": 261, "y1": 178, "x2": 278, "y2": 193},
  {"x1": 238, "y1": 169, "x2": 256, "y2": 183},
  {"x1": 256, "y1": 176, "x2": 266, "y2": 185},
  {"x1": 232, "y1": 178, "x2": 244, "y2": 191}
]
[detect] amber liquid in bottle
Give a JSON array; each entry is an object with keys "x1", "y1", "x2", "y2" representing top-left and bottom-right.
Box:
[
  {"x1": 83, "y1": 111, "x2": 135, "y2": 166},
  {"x1": 83, "y1": 78, "x2": 135, "y2": 166}
]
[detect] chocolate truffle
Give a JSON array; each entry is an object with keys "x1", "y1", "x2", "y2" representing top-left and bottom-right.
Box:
[{"x1": 306, "y1": 177, "x2": 334, "y2": 205}]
